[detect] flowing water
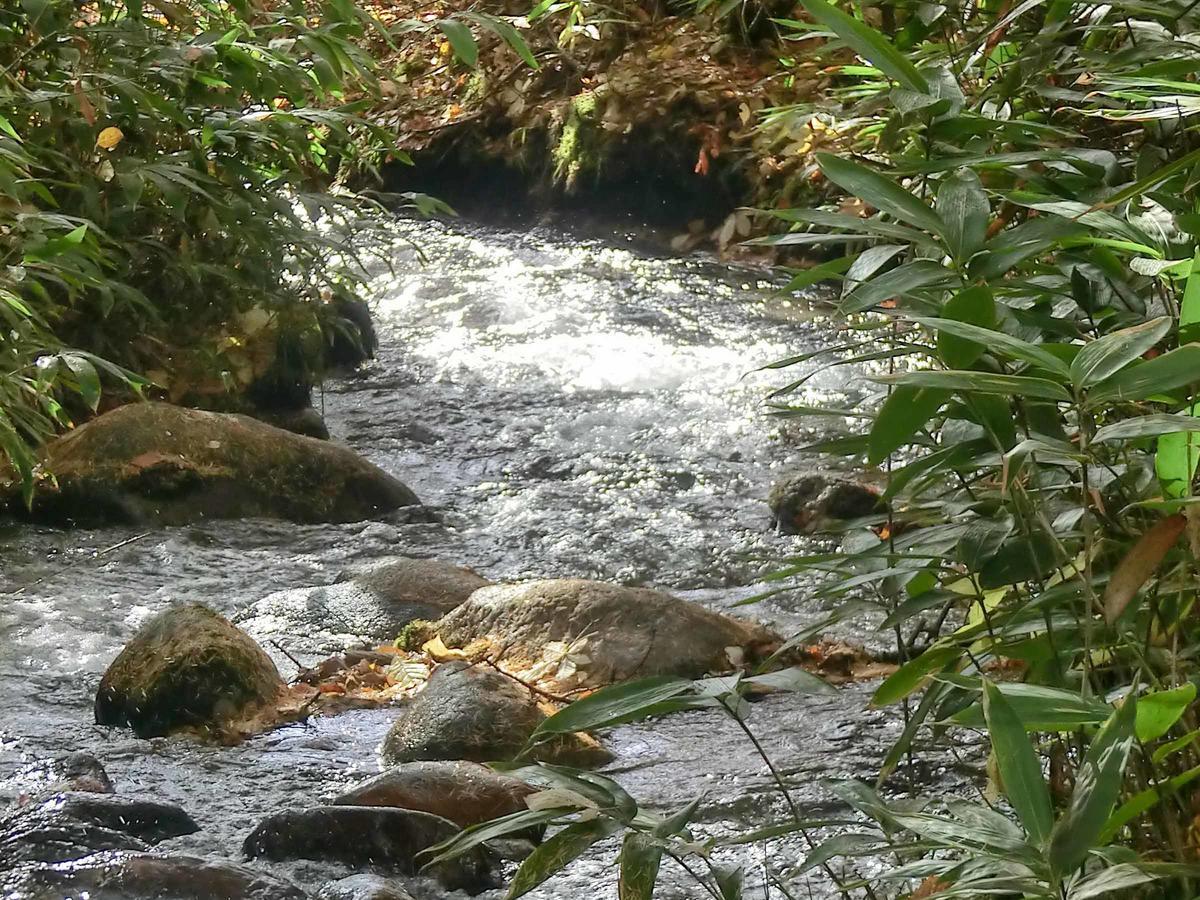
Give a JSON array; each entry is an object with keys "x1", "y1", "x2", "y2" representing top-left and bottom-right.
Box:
[{"x1": 0, "y1": 218, "x2": 967, "y2": 899}]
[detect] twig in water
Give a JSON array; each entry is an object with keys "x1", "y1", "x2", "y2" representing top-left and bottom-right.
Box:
[
  {"x1": 270, "y1": 640, "x2": 309, "y2": 676},
  {"x1": 6, "y1": 531, "x2": 152, "y2": 597}
]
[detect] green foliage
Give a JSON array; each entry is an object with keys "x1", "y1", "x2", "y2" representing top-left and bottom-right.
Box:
[
  {"x1": 0, "y1": 0, "x2": 397, "y2": 497},
  {"x1": 751, "y1": 0, "x2": 1200, "y2": 893}
]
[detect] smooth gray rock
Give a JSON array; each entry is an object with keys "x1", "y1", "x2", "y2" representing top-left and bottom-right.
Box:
[
  {"x1": 317, "y1": 874, "x2": 416, "y2": 900},
  {"x1": 0, "y1": 793, "x2": 196, "y2": 869},
  {"x1": 241, "y1": 557, "x2": 491, "y2": 658},
  {"x1": 380, "y1": 661, "x2": 608, "y2": 768}
]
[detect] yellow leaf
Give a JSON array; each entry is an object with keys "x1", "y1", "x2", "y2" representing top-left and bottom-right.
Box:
[{"x1": 96, "y1": 126, "x2": 123, "y2": 150}]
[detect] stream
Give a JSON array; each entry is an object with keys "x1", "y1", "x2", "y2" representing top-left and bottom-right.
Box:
[{"x1": 0, "y1": 218, "x2": 967, "y2": 899}]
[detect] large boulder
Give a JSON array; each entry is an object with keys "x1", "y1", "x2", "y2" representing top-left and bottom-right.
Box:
[
  {"x1": 5, "y1": 401, "x2": 420, "y2": 526},
  {"x1": 435, "y1": 579, "x2": 781, "y2": 690},
  {"x1": 334, "y1": 760, "x2": 535, "y2": 829},
  {"x1": 768, "y1": 472, "x2": 881, "y2": 534},
  {"x1": 380, "y1": 661, "x2": 608, "y2": 767},
  {"x1": 95, "y1": 604, "x2": 284, "y2": 738},
  {"x1": 243, "y1": 805, "x2": 492, "y2": 893},
  {"x1": 241, "y1": 557, "x2": 491, "y2": 657},
  {"x1": 4, "y1": 852, "x2": 307, "y2": 900}
]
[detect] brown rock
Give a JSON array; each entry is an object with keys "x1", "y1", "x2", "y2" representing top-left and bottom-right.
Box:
[
  {"x1": 243, "y1": 805, "x2": 492, "y2": 893},
  {"x1": 5, "y1": 852, "x2": 307, "y2": 900},
  {"x1": 435, "y1": 579, "x2": 780, "y2": 689},
  {"x1": 95, "y1": 604, "x2": 284, "y2": 738},
  {"x1": 5, "y1": 401, "x2": 419, "y2": 526},
  {"x1": 334, "y1": 760, "x2": 535, "y2": 829}
]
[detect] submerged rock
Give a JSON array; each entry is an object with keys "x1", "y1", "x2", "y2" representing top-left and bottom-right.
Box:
[
  {"x1": 768, "y1": 472, "x2": 881, "y2": 534},
  {"x1": 0, "y1": 793, "x2": 197, "y2": 869},
  {"x1": 334, "y1": 760, "x2": 535, "y2": 829},
  {"x1": 243, "y1": 805, "x2": 492, "y2": 892},
  {"x1": 95, "y1": 604, "x2": 284, "y2": 738},
  {"x1": 4, "y1": 401, "x2": 420, "y2": 526},
  {"x1": 26, "y1": 794, "x2": 198, "y2": 844},
  {"x1": 380, "y1": 661, "x2": 609, "y2": 767},
  {"x1": 243, "y1": 557, "x2": 491, "y2": 655},
  {"x1": 4, "y1": 851, "x2": 307, "y2": 900},
  {"x1": 326, "y1": 296, "x2": 379, "y2": 368},
  {"x1": 435, "y1": 579, "x2": 781, "y2": 689},
  {"x1": 317, "y1": 874, "x2": 416, "y2": 900},
  {"x1": 256, "y1": 405, "x2": 331, "y2": 440},
  {"x1": 10, "y1": 753, "x2": 114, "y2": 804}
]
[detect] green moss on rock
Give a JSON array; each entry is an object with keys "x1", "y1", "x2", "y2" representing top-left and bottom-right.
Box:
[
  {"x1": 95, "y1": 604, "x2": 285, "y2": 739},
  {"x1": 4, "y1": 401, "x2": 421, "y2": 526}
]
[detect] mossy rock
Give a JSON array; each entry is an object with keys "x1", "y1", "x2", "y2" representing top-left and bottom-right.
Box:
[
  {"x1": 4, "y1": 401, "x2": 420, "y2": 526},
  {"x1": 95, "y1": 604, "x2": 285, "y2": 739},
  {"x1": 767, "y1": 472, "x2": 881, "y2": 534}
]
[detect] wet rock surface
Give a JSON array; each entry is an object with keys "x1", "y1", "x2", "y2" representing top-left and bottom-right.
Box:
[
  {"x1": 4, "y1": 401, "x2": 420, "y2": 526},
  {"x1": 4, "y1": 851, "x2": 309, "y2": 900},
  {"x1": 257, "y1": 405, "x2": 333, "y2": 440},
  {"x1": 95, "y1": 604, "x2": 284, "y2": 738},
  {"x1": 242, "y1": 556, "x2": 491, "y2": 656},
  {"x1": 243, "y1": 805, "x2": 493, "y2": 892},
  {"x1": 435, "y1": 578, "x2": 782, "y2": 688},
  {"x1": 768, "y1": 473, "x2": 881, "y2": 534},
  {"x1": 0, "y1": 792, "x2": 197, "y2": 868},
  {"x1": 317, "y1": 873, "x2": 416, "y2": 900},
  {"x1": 9, "y1": 752, "x2": 114, "y2": 803},
  {"x1": 380, "y1": 660, "x2": 607, "y2": 767},
  {"x1": 334, "y1": 760, "x2": 536, "y2": 829}
]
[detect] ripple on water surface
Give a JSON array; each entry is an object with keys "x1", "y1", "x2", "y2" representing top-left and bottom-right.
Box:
[{"x1": 0, "y1": 219, "x2": 955, "y2": 899}]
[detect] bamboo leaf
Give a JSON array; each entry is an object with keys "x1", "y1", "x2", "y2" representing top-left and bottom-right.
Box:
[
  {"x1": 1135, "y1": 683, "x2": 1196, "y2": 742},
  {"x1": 617, "y1": 832, "x2": 662, "y2": 900},
  {"x1": 507, "y1": 819, "x2": 622, "y2": 899},
  {"x1": 438, "y1": 20, "x2": 479, "y2": 66},
  {"x1": 530, "y1": 677, "x2": 697, "y2": 738},
  {"x1": 1087, "y1": 344, "x2": 1200, "y2": 405},
  {"x1": 878, "y1": 370, "x2": 1071, "y2": 402},
  {"x1": 1072, "y1": 317, "x2": 1172, "y2": 388},
  {"x1": 1103, "y1": 513, "x2": 1185, "y2": 623},
  {"x1": 868, "y1": 385, "x2": 949, "y2": 464},
  {"x1": 816, "y1": 153, "x2": 943, "y2": 235},
  {"x1": 910, "y1": 315, "x2": 1070, "y2": 377},
  {"x1": 1094, "y1": 414, "x2": 1200, "y2": 443},
  {"x1": 798, "y1": 0, "x2": 929, "y2": 93},
  {"x1": 1049, "y1": 696, "x2": 1138, "y2": 874},
  {"x1": 982, "y1": 680, "x2": 1053, "y2": 846},
  {"x1": 937, "y1": 169, "x2": 989, "y2": 263},
  {"x1": 935, "y1": 285, "x2": 994, "y2": 368}
]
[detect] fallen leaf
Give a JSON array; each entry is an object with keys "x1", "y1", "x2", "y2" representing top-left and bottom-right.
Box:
[
  {"x1": 1103, "y1": 513, "x2": 1186, "y2": 623},
  {"x1": 74, "y1": 81, "x2": 96, "y2": 126},
  {"x1": 96, "y1": 126, "x2": 123, "y2": 150}
]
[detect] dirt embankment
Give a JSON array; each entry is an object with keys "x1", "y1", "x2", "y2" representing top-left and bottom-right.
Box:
[{"x1": 362, "y1": 0, "x2": 836, "y2": 252}]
